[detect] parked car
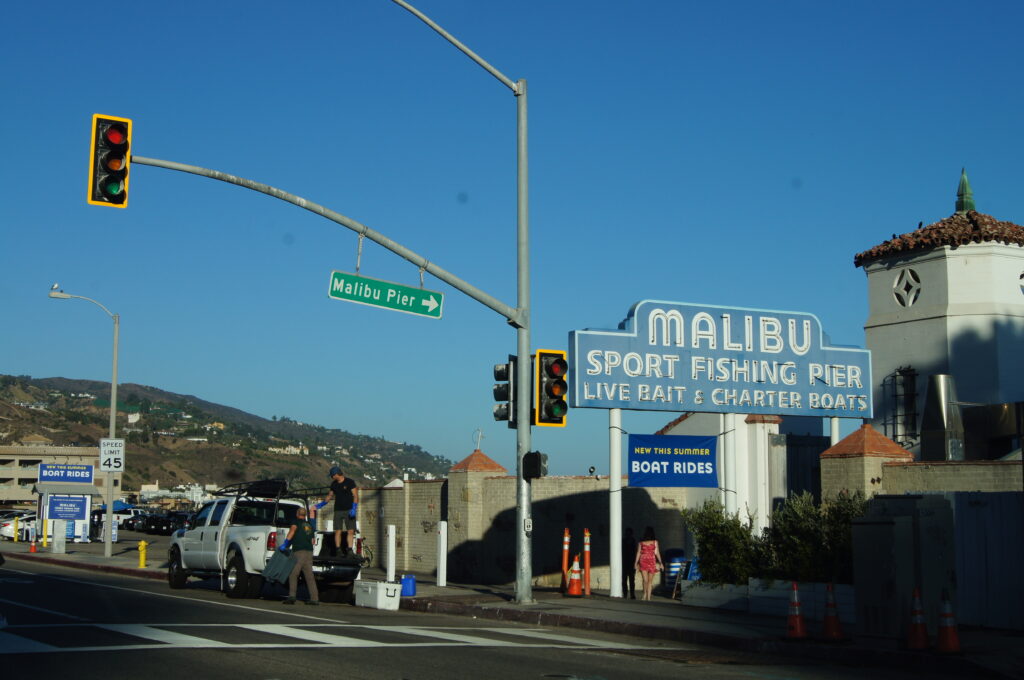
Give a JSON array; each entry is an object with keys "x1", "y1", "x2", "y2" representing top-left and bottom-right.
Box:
[
  {"x1": 0, "y1": 513, "x2": 49, "y2": 541},
  {"x1": 146, "y1": 511, "x2": 192, "y2": 535},
  {"x1": 124, "y1": 512, "x2": 151, "y2": 531}
]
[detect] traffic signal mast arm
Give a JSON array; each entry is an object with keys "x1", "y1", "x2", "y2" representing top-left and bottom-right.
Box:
[{"x1": 128, "y1": 154, "x2": 524, "y2": 329}]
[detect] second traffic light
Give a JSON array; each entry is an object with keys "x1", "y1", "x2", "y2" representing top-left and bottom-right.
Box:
[
  {"x1": 534, "y1": 349, "x2": 568, "y2": 427},
  {"x1": 523, "y1": 451, "x2": 548, "y2": 480},
  {"x1": 492, "y1": 355, "x2": 518, "y2": 428},
  {"x1": 87, "y1": 114, "x2": 132, "y2": 208}
]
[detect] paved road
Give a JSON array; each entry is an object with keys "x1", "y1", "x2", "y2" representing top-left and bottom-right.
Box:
[{"x1": 0, "y1": 560, "x2": 970, "y2": 679}]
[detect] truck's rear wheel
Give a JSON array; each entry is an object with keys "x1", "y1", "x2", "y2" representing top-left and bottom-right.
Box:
[
  {"x1": 168, "y1": 548, "x2": 188, "y2": 589},
  {"x1": 224, "y1": 554, "x2": 251, "y2": 599}
]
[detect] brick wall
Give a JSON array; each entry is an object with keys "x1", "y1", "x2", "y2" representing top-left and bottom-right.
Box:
[{"x1": 883, "y1": 461, "x2": 1023, "y2": 494}]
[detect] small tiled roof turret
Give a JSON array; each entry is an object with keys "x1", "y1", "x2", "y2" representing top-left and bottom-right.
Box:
[{"x1": 854, "y1": 170, "x2": 1024, "y2": 268}]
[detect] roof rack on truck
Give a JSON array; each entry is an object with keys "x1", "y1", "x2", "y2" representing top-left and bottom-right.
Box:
[{"x1": 213, "y1": 479, "x2": 289, "y2": 500}]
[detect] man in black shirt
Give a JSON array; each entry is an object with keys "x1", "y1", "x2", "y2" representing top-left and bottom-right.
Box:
[{"x1": 325, "y1": 466, "x2": 358, "y2": 556}]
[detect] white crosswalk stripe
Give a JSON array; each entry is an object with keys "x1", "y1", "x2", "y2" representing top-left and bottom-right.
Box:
[{"x1": 0, "y1": 623, "x2": 663, "y2": 655}]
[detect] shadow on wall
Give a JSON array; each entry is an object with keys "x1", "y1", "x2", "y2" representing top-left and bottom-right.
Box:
[
  {"x1": 447, "y1": 486, "x2": 696, "y2": 585},
  {"x1": 948, "y1": 319, "x2": 1024, "y2": 460}
]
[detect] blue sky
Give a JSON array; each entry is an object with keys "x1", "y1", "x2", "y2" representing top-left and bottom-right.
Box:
[{"x1": 3, "y1": 1, "x2": 1022, "y2": 476}]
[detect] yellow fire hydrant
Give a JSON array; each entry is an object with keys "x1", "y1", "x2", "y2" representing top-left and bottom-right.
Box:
[{"x1": 138, "y1": 540, "x2": 148, "y2": 568}]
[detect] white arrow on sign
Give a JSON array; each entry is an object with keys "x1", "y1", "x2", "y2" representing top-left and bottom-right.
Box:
[{"x1": 421, "y1": 295, "x2": 439, "y2": 313}]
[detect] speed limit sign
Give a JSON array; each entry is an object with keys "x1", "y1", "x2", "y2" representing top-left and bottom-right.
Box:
[{"x1": 99, "y1": 438, "x2": 125, "y2": 472}]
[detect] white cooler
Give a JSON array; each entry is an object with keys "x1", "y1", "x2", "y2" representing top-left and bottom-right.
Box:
[{"x1": 354, "y1": 580, "x2": 401, "y2": 611}]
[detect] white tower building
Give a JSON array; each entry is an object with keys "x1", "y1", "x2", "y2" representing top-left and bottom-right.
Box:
[{"x1": 855, "y1": 171, "x2": 1024, "y2": 460}]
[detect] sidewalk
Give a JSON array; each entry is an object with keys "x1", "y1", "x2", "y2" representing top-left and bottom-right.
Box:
[{"x1": 1, "y1": 536, "x2": 1020, "y2": 678}]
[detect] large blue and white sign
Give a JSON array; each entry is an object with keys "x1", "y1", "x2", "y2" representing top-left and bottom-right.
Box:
[
  {"x1": 38, "y1": 463, "x2": 95, "y2": 484},
  {"x1": 47, "y1": 495, "x2": 89, "y2": 521},
  {"x1": 570, "y1": 300, "x2": 872, "y2": 418},
  {"x1": 628, "y1": 434, "x2": 718, "y2": 488}
]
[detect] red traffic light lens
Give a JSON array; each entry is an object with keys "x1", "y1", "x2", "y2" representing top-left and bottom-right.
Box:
[
  {"x1": 104, "y1": 125, "x2": 127, "y2": 146},
  {"x1": 546, "y1": 358, "x2": 567, "y2": 378}
]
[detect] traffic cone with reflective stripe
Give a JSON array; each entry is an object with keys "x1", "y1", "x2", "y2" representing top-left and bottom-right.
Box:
[
  {"x1": 906, "y1": 587, "x2": 928, "y2": 650},
  {"x1": 821, "y1": 583, "x2": 844, "y2": 641},
  {"x1": 565, "y1": 554, "x2": 583, "y2": 597},
  {"x1": 786, "y1": 581, "x2": 807, "y2": 640},
  {"x1": 29, "y1": 537, "x2": 37, "y2": 553},
  {"x1": 936, "y1": 590, "x2": 961, "y2": 654}
]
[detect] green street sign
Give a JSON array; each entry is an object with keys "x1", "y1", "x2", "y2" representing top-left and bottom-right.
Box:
[{"x1": 328, "y1": 270, "x2": 444, "y2": 319}]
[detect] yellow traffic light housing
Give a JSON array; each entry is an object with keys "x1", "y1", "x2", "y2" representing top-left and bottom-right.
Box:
[
  {"x1": 534, "y1": 349, "x2": 568, "y2": 427},
  {"x1": 88, "y1": 114, "x2": 132, "y2": 207}
]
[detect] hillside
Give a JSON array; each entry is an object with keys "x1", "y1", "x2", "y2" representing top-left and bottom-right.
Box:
[{"x1": 0, "y1": 374, "x2": 453, "y2": 491}]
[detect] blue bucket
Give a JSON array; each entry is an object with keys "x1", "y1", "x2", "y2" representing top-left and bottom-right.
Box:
[{"x1": 401, "y1": 574, "x2": 416, "y2": 597}]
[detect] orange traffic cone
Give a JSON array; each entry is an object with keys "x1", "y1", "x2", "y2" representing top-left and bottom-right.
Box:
[
  {"x1": 906, "y1": 587, "x2": 928, "y2": 650},
  {"x1": 29, "y1": 537, "x2": 37, "y2": 553},
  {"x1": 786, "y1": 581, "x2": 807, "y2": 640},
  {"x1": 565, "y1": 554, "x2": 583, "y2": 597},
  {"x1": 821, "y1": 583, "x2": 844, "y2": 641},
  {"x1": 936, "y1": 590, "x2": 961, "y2": 654}
]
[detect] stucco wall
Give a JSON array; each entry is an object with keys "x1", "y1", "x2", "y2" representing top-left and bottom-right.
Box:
[{"x1": 359, "y1": 472, "x2": 714, "y2": 586}]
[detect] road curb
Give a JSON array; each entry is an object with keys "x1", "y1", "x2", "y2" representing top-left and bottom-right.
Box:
[
  {"x1": 399, "y1": 596, "x2": 1006, "y2": 678},
  {"x1": 3, "y1": 551, "x2": 166, "y2": 581},
  {"x1": 399, "y1": 596, "x2": 780, "y2": 653}
]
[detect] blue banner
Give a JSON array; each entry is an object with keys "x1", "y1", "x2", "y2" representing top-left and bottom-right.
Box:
[
  {"x1": 39, "y1": 463, "x2": 94, "y2": 484},
  {"x1": 47, "y1": 495, "x2": 89, "y2": 521},
  {"x1": 628, "y1": 434, "x2": 719, "y2": 488}
]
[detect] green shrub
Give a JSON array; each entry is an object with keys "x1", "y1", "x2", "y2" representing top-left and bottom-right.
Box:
[
  {"x1": 680, "y1": 499, "x2": 763, "y2": 585},
  {"x1": 681, "y1": 491, "x2": 867, "y2": 585}
]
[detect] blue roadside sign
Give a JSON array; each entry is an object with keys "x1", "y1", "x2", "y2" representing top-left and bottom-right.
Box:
[
  {"x1": 47, "y1": 495, "x2": 90, "y2": 521},
  {"x1": 627, "y1": 434, "x2": 719, "y2": 488},
  {"x1": 38, "y1": 463, "x2": 94, "y2": 484}
]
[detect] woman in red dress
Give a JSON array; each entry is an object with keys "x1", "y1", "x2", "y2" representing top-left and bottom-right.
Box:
[{"x1": 633, "y1": 525, "x2": 663, "y2": 601}]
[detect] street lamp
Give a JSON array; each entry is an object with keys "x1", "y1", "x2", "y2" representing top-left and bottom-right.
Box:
[{"x1": 48, "y1": 284, "x2": 120, "y2": 558}]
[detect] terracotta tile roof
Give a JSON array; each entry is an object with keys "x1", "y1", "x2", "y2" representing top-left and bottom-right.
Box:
[
  {"x1": 656, "y1": 412, "x2": 694, "y2": 435},
  {"x1": 854, "y1": 211, "x2": 1024, "y2": 268},
  {"x1": 745, "y1": 415, "x2": 782, "y2": 424},
  {"x1": 449, "y1": 449, "x2": 508, "y2": 473},
  {"x1": 820, "y1": 424, "x2": 913, "y2": 460}
]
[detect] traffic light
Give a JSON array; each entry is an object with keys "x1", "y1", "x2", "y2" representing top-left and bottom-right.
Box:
[
  {"x1": 534, "y1": 349, "x2": 568, "y2": 427},
  {"x1": 88, "y1": 114, "x2": 133, "y2": 207},
  {"x1": 523, "y1": 451, "x2": 548, "y2": 480},
  {"x1": 492, "y1": 355, "x2": 517, "y2": 428}
]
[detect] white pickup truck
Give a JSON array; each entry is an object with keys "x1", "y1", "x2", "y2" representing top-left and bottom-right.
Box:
[{"x1": 167, "y1": 479, "x2": 362, "y2": 598}]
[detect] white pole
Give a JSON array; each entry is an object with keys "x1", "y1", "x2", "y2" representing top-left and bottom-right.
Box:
[
  {"x1": 436, "y1": 520, "x2": 448, "y2": 587},
  {"x1": 386, "y1": 524, "x2": 397, "y2": 583},
  {"x1": 609, "y1": 408, "x2": 623, "y2": 598},
  {"x1": 830, "y1": 416, "x2": 840, "y2": 446},
  {"x1": 724, "y1": 413, "x2": 737, "y2": 515}
]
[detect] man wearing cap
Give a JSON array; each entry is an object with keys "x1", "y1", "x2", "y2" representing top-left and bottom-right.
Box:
[{"x1": 325, "y1": 466, "x2": 358, "y2": 556}]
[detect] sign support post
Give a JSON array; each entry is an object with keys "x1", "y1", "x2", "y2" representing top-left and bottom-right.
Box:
[{"x1": 609, "y1": 408, "x2": 623, "y2": 598}]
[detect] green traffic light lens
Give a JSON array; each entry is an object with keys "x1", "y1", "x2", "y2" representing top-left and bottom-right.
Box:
[
  {"x1": 102, "y1": 179, "x2": 125, "y2": 199},
  {"x1": 550, "y1": 401, "x2": 567, "y2": 417}
]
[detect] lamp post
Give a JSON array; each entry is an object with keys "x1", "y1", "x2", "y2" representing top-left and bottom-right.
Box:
[
  {"x1": 390, "y1": 0, "x2": 534, "y2": 603},
  {"x1": 48, "y1": 286, "x2": 120, "y2": 558}
]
